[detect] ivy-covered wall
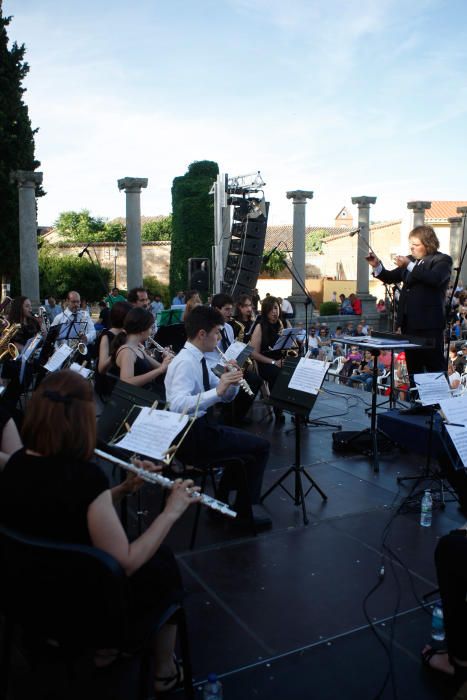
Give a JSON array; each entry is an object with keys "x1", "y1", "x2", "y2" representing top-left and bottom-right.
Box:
[{"x1": 170, "y1": 160, "x2": 218, "y2": 295}]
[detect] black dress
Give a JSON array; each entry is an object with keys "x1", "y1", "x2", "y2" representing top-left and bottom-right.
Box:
[
  {"x1": 95, "y1": 329, "x2": 118, "y2": 397},
  {"x1": 0, "y1": 449, "x2": 183, "y2": 646},
  {"x1": 257, "y1": 320, "x2": 283, "y2": 388}
]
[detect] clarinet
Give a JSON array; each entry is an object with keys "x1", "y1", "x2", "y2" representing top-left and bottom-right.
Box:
[
  {"x1": 215, "y1": 347, "x2": 254, "y2": 396},
  {"x1": 94, "y1": 448, "x2": 237, "y2": 518}
]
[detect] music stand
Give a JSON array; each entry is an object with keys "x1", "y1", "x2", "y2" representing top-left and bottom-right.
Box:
[
  {"x1": 341, "y1": 339, "x2": 421, "y2": 473},
  {"x1": 260, "y1": 357, "x2": 328, "y2": 525}
]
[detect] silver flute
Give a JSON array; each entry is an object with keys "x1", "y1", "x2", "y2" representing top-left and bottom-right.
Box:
[
  {"x1": 95, "y1": 448, "x2": 237, "y2": 518},
  {"x1": 147, "y1": 337, "x2": 174, "y2": 356},
  {"x1": 215, "y1": 347, "x2": 254, "y2": 396}
]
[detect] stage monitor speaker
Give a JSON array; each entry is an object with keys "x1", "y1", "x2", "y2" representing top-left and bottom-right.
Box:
[{"x1": 188, "y1": 258, "x2": 210, "y2": 291}]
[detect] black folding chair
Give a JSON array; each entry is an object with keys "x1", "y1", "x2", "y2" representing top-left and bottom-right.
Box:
[{"x1": 0, "y1": 524, "x2": 194, "y2": 700}]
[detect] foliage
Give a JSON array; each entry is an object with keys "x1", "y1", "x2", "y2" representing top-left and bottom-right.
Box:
[
  {"x1": 53, "y1": 210, "x2": 127, "y2": 242},
  {"x1": 38, "y1": 245, "x2": 112, "y2": 302},
  {"x1": 102, "y1": 220, "x2": 125, "y2": 242},
  {"x1": 261, "y1": 249, "x2": 287, "y2": 277},
  {"x1": 141, "y1": 215, "x2": 172, "y2": 241},
  {"x1": 319, "y1": 301, "x2": 339, "y2": 316},
  {"x1": 170, "y1": 160, "x2": 218, "y2": 295},
  {"x1": 0, "y1": 10, "x2": 43, "y2": 281},
  {"x1": 143, "y1": 276, "x2": 170, "y2": 308},
  {"x1": 305, "y1": 229, "x2": 328, "y2": 253}
]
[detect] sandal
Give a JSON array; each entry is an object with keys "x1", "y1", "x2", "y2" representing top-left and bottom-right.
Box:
[
  {"x1": 421, "y1": 646, "x2": 454, "y2": 675},
  {"x1": 154, "y1": 657, "x2": 184, "y2": 694}
]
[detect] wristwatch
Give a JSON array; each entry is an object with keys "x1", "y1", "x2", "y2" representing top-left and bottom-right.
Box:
[{"x1": 271, "y1": 360, "x2": 276, "y2": 366}]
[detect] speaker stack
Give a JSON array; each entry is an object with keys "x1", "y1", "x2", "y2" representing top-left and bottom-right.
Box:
[{"x1": 222, "y1": 201, "x2": 269, "y2": 300}]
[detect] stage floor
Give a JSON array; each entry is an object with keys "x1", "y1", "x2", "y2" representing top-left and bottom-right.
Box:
[{"x1": 6, "y1": 382, "x2": 466, "y2": 699}]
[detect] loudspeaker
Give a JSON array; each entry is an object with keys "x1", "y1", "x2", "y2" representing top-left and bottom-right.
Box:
[
  {"x1": 188, "y1": 258, "x2": 210, "y2": 291},
  {"x1": 226, "y1": 254, "x2": 262, "y2": 274},
  {"x1": 244, "y1": 219, "x2": 267, "y2": 241},
  {"x1": 230, "y1": 238, "x2": 264, "y2": 256},
  {"x1": 223, "y1": 202, "x2": 269, "y2": 298}
]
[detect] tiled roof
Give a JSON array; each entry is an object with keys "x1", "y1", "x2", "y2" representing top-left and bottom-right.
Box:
[
  {"x1": 425, "y1": 201, "x2": 467, "y2": 221},
  {"x1": 323, "y1": 220, "x2": 401, "y2": 244},
  {"x1": 265, "y1": 224, "x2": 351, "y2": 249}
]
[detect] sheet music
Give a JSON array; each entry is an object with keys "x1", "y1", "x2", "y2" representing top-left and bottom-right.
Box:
[
  {"x1": 43, "y1": 343, "x2": 73, "y2": 371},
  {"x1": 69, "y1": 362, "x2": 93, "y2": 379},
  {"x1": 271, "y1": 328, "x2": 302, "y2": 351},
  {"x1": 223, "y1": 341, "x2": 247, "y2": 362},
  {"x1": 444, "y1": 425, "x2": 467, "y2": 466},
  {"x1": 115, "y1": 406, "x2": 189, "y2": 461},
  {"x1": 288, "y1": 358, "x2": 330, "y2": 395},
  {"x1": 414, "y1": 373, "x2": 451, "y2": 406},
  {"x1": 439, "y1": 394, "x2": 467, "y2": 426}
]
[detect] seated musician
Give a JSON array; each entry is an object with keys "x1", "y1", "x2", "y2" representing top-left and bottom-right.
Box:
[
  {"x1": 250, "y1": 296, "x2": 289, "y2": 422},
  {"x1": 232, "y1": 294, "x2": 257, "y2": 343},
  {"x1": 7, "y1": 295, "x2": 43, "y2": 350},
  {"x1": 50, "y1": 290, "x2": 96, "y2": 347},
  {"x1": 95, "y1": 301, "x2": 132, "y2": 397},
  {"x1": 181, "y1": 291, "x2": 202, "y2": 322},
  {"x1": 111, "y1": 307, "x2": 172, "y2": 395},
  {"x1": 207, "y1": 293, "x2": 261, "y2": 426},
  {"x1": 164, "y1": 305, "x2": 272, "y2": 528},
  {"x1": 0, "y1": 370, "x2": 196, "y2": 694}
]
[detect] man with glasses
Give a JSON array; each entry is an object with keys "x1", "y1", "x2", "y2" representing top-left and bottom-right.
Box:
[{"x1": 50, "y1": 290, "x2": 96, "y2": 345}]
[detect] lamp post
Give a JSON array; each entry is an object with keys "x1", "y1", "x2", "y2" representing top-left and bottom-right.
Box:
[{"x1": 113, "y1": 246, "x2": 118, "y2": 288}]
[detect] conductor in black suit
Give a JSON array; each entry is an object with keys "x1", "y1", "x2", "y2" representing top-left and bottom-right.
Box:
[{"x1": 367, "y1": 225, "x2": 452, "y2": 375}]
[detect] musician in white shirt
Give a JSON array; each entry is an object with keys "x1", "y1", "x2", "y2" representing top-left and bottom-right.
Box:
[
  {"x1": 165, "y1": 305, "x2": 272, "y2": 528},
  {"x1": 51, "y1": 291, "x2": 96, "y2": 344}
]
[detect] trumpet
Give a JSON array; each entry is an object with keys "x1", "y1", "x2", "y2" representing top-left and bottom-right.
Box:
[{"x1": 215, "y1": 347, "x2": 254, "y2": 396}]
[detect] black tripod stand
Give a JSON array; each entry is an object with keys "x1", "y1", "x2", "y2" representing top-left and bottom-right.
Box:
[{"x1": 261, "y1": 404, "x2": 327, "y2": 525}]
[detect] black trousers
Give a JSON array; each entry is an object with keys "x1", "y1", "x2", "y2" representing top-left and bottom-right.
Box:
[
  {"x1": 176, "y1": 415, "x2": 270, "y2": 515},
  {"x1": 402, "y1": 327, "x2": 445, "y2": 376},
  {"x1": 435, "y1": 530, "x2": 467, "y2": 661}
]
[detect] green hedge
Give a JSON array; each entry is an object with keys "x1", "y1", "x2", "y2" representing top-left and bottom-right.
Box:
[
  {"x1": 170, "y1": 160, "x2": 218, "y2": 295},
  {"x1": 143, "y1": 275, "x2": 170, "y2": 307},
  {"x1": 319, "y1": 301, "x2": 339, "y2": 316},
  {"x1": 39, "y1": 247, "x2": 112, "y2": 302}
]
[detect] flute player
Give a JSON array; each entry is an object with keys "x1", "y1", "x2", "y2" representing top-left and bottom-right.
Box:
[{"x1": 0, "y1": 369, "x2": 197, "y2": 695}]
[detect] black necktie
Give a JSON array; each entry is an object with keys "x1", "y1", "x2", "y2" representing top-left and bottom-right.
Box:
[
  {"x1": 220, "y1": 328, "x2": 230, "y2": 352},
  {"x1": 201, "y1": 357, "x2": 211, "y2": 391},
  {"x1": 65, "y1": 313, "x2": 78, "y2": 339}
]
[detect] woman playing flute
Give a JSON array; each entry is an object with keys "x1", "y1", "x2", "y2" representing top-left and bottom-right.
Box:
[{"x1": 0, "y1": 369, "x2": 197, "y2": 694}]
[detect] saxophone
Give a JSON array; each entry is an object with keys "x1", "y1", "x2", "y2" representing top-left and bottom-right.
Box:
[
  {"x1": 0, "y1": 321, "x2": 21, "y2": 360},
  {"x1": 231, "y1": 318, "x2": 245, "y2": 342}
]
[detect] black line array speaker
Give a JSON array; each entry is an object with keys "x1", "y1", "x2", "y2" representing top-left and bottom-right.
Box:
[
  {"x1": 188, "y1": 258, "x2": 210, "y2": 291},
  {"x1": 223, "y1": 203, "x2": 269, "y2": 300}
]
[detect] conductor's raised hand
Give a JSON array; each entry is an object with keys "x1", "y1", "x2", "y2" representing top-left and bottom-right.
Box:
[{"x1": 366, "y1": 253, "x2": 380, "y2": 268}]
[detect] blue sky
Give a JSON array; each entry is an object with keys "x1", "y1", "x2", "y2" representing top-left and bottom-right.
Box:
[{"x1": 4, "y1": 0, "x2": 467, "y2": 227}]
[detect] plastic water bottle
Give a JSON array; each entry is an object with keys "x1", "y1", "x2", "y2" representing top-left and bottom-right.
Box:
[
  {"x1": 420, "y1": 490, "x2": 433, "y2": 527},
  {"x1": 431, "y1": 605, "x2": 445, "y2": 641},
  {"x1": 202, "y1": 673, "x2": 223, "y2": 699}
]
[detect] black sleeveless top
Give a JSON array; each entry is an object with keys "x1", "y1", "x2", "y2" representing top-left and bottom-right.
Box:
[{"x1": 260, "y1": 320, "x2": 283, "y2": 360}]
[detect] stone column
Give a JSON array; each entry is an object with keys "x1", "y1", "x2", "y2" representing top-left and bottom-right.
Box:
[
  {"x1": 286, "y1": 190, "x2": 313, "y2": 307},
  {"x1": 457, "y1": 207, "x2": 467, "y2": 288},
  {"x1": 407, "y1": 201, "x2": 431, "y2": 228},
  {"x1": 351, "y1": 197, "x2": 377, "y2": 310},
  {"x1": 117, "y1": 177, "x2": 148, "y2": 289},
  {"x1": 448, "y1": 216, "x2": 462, "y2": 273},
  {"x1": 10, "y1": 170, "x2": 42, "y2": 307}
]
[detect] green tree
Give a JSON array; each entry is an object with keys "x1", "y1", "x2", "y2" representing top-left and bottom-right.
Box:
[
  {"x1": 305, "y1": 229, "x2": 328, "y2": 253},
  {"x1": 54, "y1": 209, "x2": 106, "y2": 242},
  {"x1": 141, "y1": 215, "x2": 172, "y2": 241},
  {"x1": 39, "y1": 245, "x2": 111, "y2": 302},
  {"x1": 261, "y1": 249, "x2": 287, "y2": 277},
  {"x1": 0, "y1": 9, "x2": 43, "y2": 286},
  {"x1": 170, "y1": 160, "x2": 218, "y2": 294},
  {"x1": 143, "y1": 275, "x2": 170, "y2": 307}
]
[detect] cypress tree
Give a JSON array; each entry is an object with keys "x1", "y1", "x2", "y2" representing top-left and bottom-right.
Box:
[
  {"x1": 0, "y1": 6, "x2": 43, "y2": 289},
  {"x1": 170, "y1": 160, "x2": 218, "y2": 295}
]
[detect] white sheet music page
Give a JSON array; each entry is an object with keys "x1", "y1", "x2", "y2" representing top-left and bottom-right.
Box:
[
  {"x1": 69, "y1": 362, "x2": 92, "y2": 379},
  {"x1": 44, "y1": 343, "x2": 73, "y2": 372},
  {"x1": 288, "y1": 358, "x2": 329, "y2": 395},
  {"x1": 223, "y1": 341, "x2": 247, "y2": 362},
  {"x1": 115, "y1": 407, "x2": 189, "y2": 461},
  {"x1": 414, "y1": 373, "x2": 451, "y2": 406}
]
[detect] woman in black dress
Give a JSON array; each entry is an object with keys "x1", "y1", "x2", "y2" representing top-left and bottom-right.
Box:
[
  {"x1": 7, "y1": 295, "x2": 42, "y2": 350},
  {"x1": 111, "y1": 308, "x2": 173, "y2": 393},
  {"x1": 95, "y1": 301, "x2": 131, "y2": 397},
  {"x1": 0, "y1": 370, "x2": 197, "y2": 693}
]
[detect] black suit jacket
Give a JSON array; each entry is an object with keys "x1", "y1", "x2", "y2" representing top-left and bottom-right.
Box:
[{"x1": 376, "y1": 252, "x2": 452, "y2": 331}]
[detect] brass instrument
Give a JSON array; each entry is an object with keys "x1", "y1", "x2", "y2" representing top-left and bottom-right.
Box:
[
  {"x1": 231, "y1": 318, "x2": 245, "y2": 343},
  {"x1": 0, "y1": 296, "x2": 13, "y2": 332},
  {"x1": 0, "y1": 321, "x2": 21, "y2": 361},
  {"x1": 36, "y1": 306, "x2": 50, "y2": 334}
]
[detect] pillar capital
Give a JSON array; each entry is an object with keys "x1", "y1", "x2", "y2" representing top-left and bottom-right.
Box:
[
  {"x1": 448, "y1": 216, "x2": 462, "y2": 225},
  {"x1": 407, "y1": 200, "x2": 431, "y2": 213},
  {"x1": 10, "y1": 170, "x2": 43, "y2": 188},
  {"x1": 118, "y1": 177, "x2": 148, "y2": 193},
  {"x1": 351, "y1": 196, "x2": 377, "y2": 208},
  {"x1": 286, "y1": 190, "x2": 313, "y2": 203},
  {"x1": 457, "y1": 206, "x2": 467, "y2": 216}
]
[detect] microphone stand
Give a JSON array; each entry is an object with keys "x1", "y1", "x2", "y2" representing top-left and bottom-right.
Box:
[
  {"x1": 444, "y1": 215, "x2": 467, "y2": 371},
  {"x1": 77, "y1": 244, "x2": 110, "y2": 297}
]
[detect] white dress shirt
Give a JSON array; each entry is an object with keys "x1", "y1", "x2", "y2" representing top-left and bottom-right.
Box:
[
  {"x1": 165, "y1": 341, "x2": 238, "y2": 417},
  {"x1": 205, "y1": 323, "x2": 235, "y2": 368},
  {"x1": 51, "y1": 308, "x2": 96, "y2": 343}
]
